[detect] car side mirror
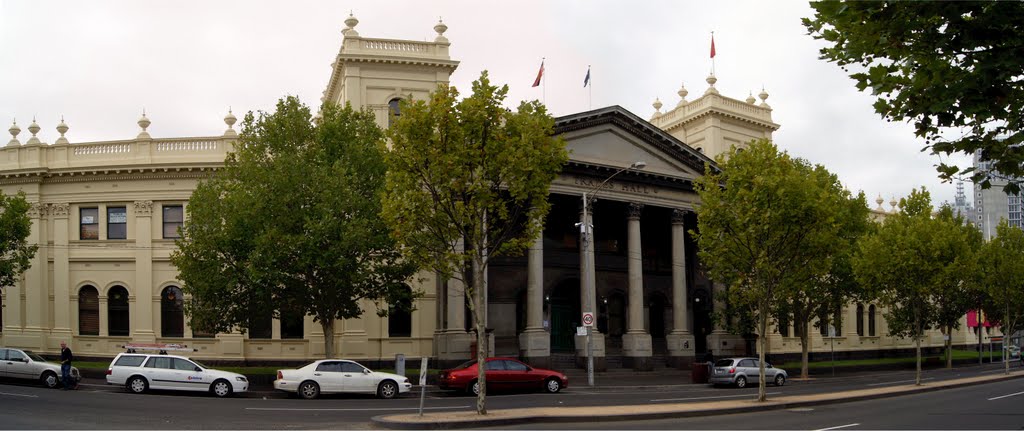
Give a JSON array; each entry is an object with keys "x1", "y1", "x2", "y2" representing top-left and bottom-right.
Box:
[
  {"x1": 767, "y1": 364, "x2": 773, "y2": 369},
  {"x1": 362, "y1": 369, "x2": 370, "y2": 374},
  {"x1": 194, "y1": 367, "x2": 203, "y2": 372}
]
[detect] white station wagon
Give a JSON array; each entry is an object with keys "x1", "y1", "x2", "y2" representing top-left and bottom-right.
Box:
[
  {"x1": 106, "y1": 352, "x2": 248, "y2": 397},
  {"x1": 274, "y1": 359, "x2": 411, "y2": 399}
]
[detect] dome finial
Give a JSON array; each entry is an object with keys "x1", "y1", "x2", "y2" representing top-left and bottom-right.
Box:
[
  {"x1": 434, "y1": 17, "x2": 449, "y2": 43},
  {"x1": 137, "y1": 109, "x2": 152, "y2": 139},
  {"x1": 343, "y1": 12, "x2": 360, "y2": 37},
  {"x1": 704, "y1": 74, "x2": 719, "y2": 95},
  {"x1": 26, "y1": 116, "x2": 41, "y2": 145},
  {"x1": 889, "y1": 196, "x2": 898, "y2": 212},
  {"x1": 676, "y1": 82, "x2": 689, "y2": 106},
  {"x1": 758, "y1": 87, "x2": 771, "y2": 108},
  {"x1": 7, "y1": 118, "x2": 21, "y2": 147},
  {"x1": 224, "y1": 107, "x2": 238, "y2": 137},
  {"x1": 875, "y1": 194, "x2": 884, "y2": 210},
  {"x1": 745, "y1": 91, "x2": 756, "y2": 104},
  {"x1": 55, "y1": 115, "x2": 69, "y2": 145},
  {"x1": 650, "y1": 97, "x2": 663, "y2": 121}
]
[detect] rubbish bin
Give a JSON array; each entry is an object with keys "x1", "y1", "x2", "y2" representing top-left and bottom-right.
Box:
[{"x1": 691, "y1": 362, "x2": 709, "y2": 384}]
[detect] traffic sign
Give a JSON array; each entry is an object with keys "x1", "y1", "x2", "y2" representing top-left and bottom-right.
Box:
[{"x1": 582, "y1": 312, "x2": 595, "y2": 327}]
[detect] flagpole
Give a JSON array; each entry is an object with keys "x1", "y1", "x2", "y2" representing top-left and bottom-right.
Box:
[
  {"x1": 588, "y1": 65, "x2": 592, "y2": 110},
  {"x1": 542, "y1": 57, "x2": 546, "y2": 105}
]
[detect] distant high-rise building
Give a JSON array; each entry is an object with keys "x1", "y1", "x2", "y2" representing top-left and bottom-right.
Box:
[
  {"x1": 973, "y1": 148, "x2": 1022, "y2": 240},
  {"x1": 950, "y1": 180, "x2": 975, "y2": 225}
]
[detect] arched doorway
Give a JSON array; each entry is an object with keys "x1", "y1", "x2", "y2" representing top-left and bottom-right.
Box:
[
  {"x1": 549, "y1": 280, "x2": 580, "y2": 352},
  {"x1": 648, "y1": 293, "x2": 667, "y2": 339},
  {"x1": 160, "y1": 286, "x2": 184, "y2": 338}
]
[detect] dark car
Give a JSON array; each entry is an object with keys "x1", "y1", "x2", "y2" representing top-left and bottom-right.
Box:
[{"x1": 437, "y1": 357, "x2": 568, "y2": 395}]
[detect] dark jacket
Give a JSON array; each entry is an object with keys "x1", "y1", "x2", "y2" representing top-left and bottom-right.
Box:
[{"x1": 60, "y1": 347, "x2": 73, "y2": 365}]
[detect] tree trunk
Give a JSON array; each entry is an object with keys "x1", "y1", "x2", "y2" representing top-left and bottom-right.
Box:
[
  {"x1": 914, "y1": 309, "x2": 922, "y2": 386},
  {"x1": 321, "y1": 319, "x2": 335, "y2": 359},
  {"x1": 472, "y1": 252, "x2": 488, "y2": 415},
  {"x1": 758, "y1": 310, "x2": 768, "y2": 402},
  {"x1": 944, "y1": 325, "x2": 952, "y2": 369},
  {"x1": 799, "y1": 320, "x2": 810, "y2": 379},
  {"x1": 1006, "y1": 303, "x2": 1011, "y2": 376}
]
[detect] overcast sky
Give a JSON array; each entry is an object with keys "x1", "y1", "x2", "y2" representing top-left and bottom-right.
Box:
[{"x1": 0, "y1": 0, "x2": 972, "y2": 207}]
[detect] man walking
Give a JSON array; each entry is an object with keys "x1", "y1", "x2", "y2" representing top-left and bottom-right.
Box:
[{"x1": 59, "y1": 341, "x2": 74, "y2": 390}]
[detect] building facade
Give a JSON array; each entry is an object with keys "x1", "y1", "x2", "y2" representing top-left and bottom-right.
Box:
[{"x1": 1, "y1": 15, "x2": 987, "y2": 368}]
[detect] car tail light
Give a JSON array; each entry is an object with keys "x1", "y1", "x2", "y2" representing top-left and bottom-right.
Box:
[
  {"x1": 729, "y1": 367, "x2": 736, "y2": 374},
  {"x1": 276, "y1": 371, "x2": 283, "y2": 380},
  {"x1": 106, "y1": 369, "x2": 112, "y2": 375}
]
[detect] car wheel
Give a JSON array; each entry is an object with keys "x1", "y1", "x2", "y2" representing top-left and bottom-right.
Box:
[
  {"x1": 774, "y1": 374, "x2": 786, "y2": 387},
  {"x1": 544, "y1": 378, "x2": 562, "y2": 394},
  {"x1": 469, "y1": 380, "x2": 480, "y2": 396},
  {"x1": 41, "y1": 371, "x2": 59, "y2": 389},
  {"x1": 378, "y1": 380, "x2": 399, "y2": 399},
  {"x1": 298, "y1": 380, "x2": 320, "y2": 400},
  {"x1": 127, "y1": 376, "x2": 148, "y2": 394},
  {"x1": 211, "y1": 379, "x2": 233, "y2": 398},
  {"x1": 735, "y1": 376, "x2": 747, "y2": 389}
]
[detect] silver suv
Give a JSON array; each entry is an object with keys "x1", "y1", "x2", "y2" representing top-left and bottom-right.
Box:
[
  {"x1": 105, "y1": 352, "x2": 248, "y2": 397},
  {"x1": 708, "y1": 357, "x2": 787, "y2": 388}
]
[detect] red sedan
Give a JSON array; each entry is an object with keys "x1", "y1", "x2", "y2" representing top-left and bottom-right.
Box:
[{"x1": 437, "y1": 357, "x2": 568, "y2": 395}]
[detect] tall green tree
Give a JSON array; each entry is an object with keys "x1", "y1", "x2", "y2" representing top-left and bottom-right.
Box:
[
  {"x1": 383, "y1": 72, "x2": 568, "y2": 415},
  {"x1": 852, "y1": 188, "x2": 979, "y2": 384},
  {"x1": 804, "y1": 1, "x2": 1024, "y2": 192},
  {"x1": 979, "y1": 220, "x2": 1024, "y2": 375},
  {"x1": 930, "y1": 206, "x2": 982, "y2": 369},
  {"x1": 695, "y1": 139, "x2": 856, "y2": 402},
  {"x1": 0, "y1": 190, "x2": 38, "y2": 288},
  {"x1": 171, "y1": 97, "x2": 417, "y2": 359},
  {"x1": 780, "y1": 187, "x2": 870, "y2": 379}
]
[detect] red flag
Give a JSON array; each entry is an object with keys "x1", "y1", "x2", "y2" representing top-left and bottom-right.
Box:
[
  {"x1": 710, "y1": 35, "x2": 716, "y2": 58},
  {"x1": 532, "y1": 60, "x2": 544, "y2": 87}
]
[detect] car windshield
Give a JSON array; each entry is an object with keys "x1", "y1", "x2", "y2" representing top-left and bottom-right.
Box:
[
  {"x1": 714, "y1": 359, "x2": 735, "y2": 367},
  {"x1": 24, "y1": 351, "x2": 48, "y2": 362},
  {"x1": 453, "y1": 360, "x2": 476, "y2": 370}
]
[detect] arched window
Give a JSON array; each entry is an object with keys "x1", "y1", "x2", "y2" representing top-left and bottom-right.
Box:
[
  {"x1": 281, "y1": 310, "x2": 305, "y2": 339},
  {"x1": 249, "y1": 314, "x2": 272, "y2": 339},
  {"x1": 387, "y1": 98, "x2": 402, "y2": 128},
  {"x1": 777, "y1": 313, "x2": 790, "y2": 337},
  {"x1": 78, "y1": 286, "x2": 100, "y2": 336},
  {"x1": 868, "y1": 304, "x2": 876, "y2": 337},
  {"x1": 856, "y1": 304, "x2": 865, "y2": 337},
  {"x1": 832, "y1": 307, "x2": 843, "y2": 337},
  {"x1": 160, "y1": 286, "x2": 184, "y2": 338},
  {"x1": 108, "y1": 286, "x2": 130, "y2": 337},
  {"x1": 389, "y1": 287, "x2": 413, "y2": 338}
]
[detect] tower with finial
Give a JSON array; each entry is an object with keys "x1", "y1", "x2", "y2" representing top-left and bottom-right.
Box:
[
  {"x1": 321, "y1": 13, "x2": 459, "y2": 129},
  {"x1": 648, "y1": 70, "x2": 779, "y2": 161}
]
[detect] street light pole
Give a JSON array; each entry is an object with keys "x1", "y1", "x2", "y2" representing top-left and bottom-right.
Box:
[{"x1": 578, "y1": 161, "x2": 646, "y2": 387}]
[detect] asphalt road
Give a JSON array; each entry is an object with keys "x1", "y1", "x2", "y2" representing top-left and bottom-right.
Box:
[
  {"x1": 490, "y1": 375, "x2": 1024, "y2": 430},
  {"x1": 0, "y1": 362, "x2": 1019, "y2": 429}
]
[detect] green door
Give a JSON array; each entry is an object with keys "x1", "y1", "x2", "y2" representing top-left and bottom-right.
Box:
[{"x1": 550, "y1": 303, "x2": 574, "y2": 352}]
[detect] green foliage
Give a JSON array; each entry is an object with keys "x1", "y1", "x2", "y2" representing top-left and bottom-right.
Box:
[
  {"x1": 695, "y1": 139, "x2": 863, "y2": 399},
  {"x1": 383, "y1": 71, "x2": 568, "y2": 414},
  {"x1": 0, "y1": 190, "x2": 37, "y2": 288},
  {"x1": 852, "y1": 188, "x2": 981, "y2": 380},
  {"x1": 980, "y1": 220, "x2": 1024, "y2": 347},
  {"x1": 804, "y1": 1, "x2": 1024, "y2": 192},
  {"x1": 170, "y1": 97, "x2": 418, "y2": 357}
]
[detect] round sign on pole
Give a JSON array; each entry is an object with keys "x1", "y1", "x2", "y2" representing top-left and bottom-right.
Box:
[{"x1": 582, "y1": 312, "x2": 595, "y2": 327}]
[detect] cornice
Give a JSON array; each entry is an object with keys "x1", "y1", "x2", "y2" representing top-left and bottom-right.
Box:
[{"x1": 0, "y1": 166, "x2": 220, "y2": 185}]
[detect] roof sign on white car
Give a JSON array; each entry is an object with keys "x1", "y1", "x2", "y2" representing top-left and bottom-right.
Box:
[{"x1": 123, "y1": 343, "x2": 197, "y2": 354}]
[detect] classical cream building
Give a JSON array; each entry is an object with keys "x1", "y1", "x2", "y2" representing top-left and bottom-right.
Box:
[{"x1": 0, "y1": 15, "x2": 989, "y2": 368}]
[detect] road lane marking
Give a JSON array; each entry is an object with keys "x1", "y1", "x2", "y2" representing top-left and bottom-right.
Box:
[
  {"x1": 651, "y1": 392, "x2": 781, "y2": 402},
  {"x1": 866, "y1": 377, "x2": 933, "y2": 386},
  {"x1": 245, "y1": 405, "x2": 471, "y2": 412},
  {"x1": 987, "y1": 390, "x2": 1024, "y2": 401},
  {"x1": 0, "y1": 392, "x2": 38, "y2": 398},
  {"x1": 815, "y1": 423, "x2": 859, "y2": 431}
]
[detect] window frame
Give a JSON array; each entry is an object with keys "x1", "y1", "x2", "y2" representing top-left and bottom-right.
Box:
[
  {"x1": 107, "y1": 206, "x2": 128, "y2": 240},
  {"x1": 162, "y1": 205, "x2": 184, "y2": 239},
  {"x1": 80, "y1": 207, "x2": 99, "y2": 240}
]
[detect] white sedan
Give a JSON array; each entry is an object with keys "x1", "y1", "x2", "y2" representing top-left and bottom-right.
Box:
[
  {"x1": 274, "y1": 359, "x2": 411, "y2": 399},
  {"x1": 1, "y1": 348, "x2": 81, "y2": 389}
]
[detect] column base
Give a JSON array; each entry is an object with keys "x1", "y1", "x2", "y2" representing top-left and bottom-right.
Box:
[
  {"x1": 3, "y1": 330, "x2": 47, "y2": 351},
  {"x1": 130, "y1": 330, "x2": 157, "y2": 344},
  {"x1": 574, "y1": 331, "x2": 606, "y2": 371},
  {"x1": 707, "y1": 331, "x2": 746, "y2": 357},
  {"x1": 518, "y1": 329, "x2": 551, "y2": 369},
  {"x1": 216, "y1": 333, "x2": 246, "y2": 358},
  {"x1": 667, "y1": 332, "x2": 697, "y2": 369},
  {"x1": 433, "y1": 331, "x2": 474, "y2": 368},
  {"x1": 340, "y1": 331, "x2": 369, "y2": 359},
  {"x1": 622, "y1": 332, "x2": 653, "y2": 371}
]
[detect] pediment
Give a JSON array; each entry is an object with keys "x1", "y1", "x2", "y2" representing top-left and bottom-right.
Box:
[{"x1": 554, "y1": 106, "x2": 718, "y2": 188}]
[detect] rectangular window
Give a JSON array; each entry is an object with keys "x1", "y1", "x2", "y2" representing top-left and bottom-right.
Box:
[
  {"x1": 107, "y1": 207, "x2": 127, "y2": 240},
  {"x1": 162, "y1": 205, "x2": 183, "y2": 239},
  {"x1": 80, "y1": 208, "x2": 99, "y2": 240}
]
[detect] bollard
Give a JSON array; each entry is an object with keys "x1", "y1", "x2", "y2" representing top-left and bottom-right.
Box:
[{"x1": 396, "y1": 353, "x2": 406, "y2": 377}]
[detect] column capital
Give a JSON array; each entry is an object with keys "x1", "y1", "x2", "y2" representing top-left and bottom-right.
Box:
[
  {"x1": 627, "y1": 202, "x2": 643, "y2": 220},
  {"x1": 50, "y1": 203, "x2": 70, "y2": 219},
  {"x1": 27, "y1": 202, "x2": 46, "y2": 218},
  {"x1": 671, "y1": 208, "x2": 692, "y2": 224},
  {"x1": 133, "y1": 200, "x2": 153, "y2": 216}
]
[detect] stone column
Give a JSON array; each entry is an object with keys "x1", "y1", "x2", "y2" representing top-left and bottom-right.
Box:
[
  {"x1": 666, "y1": 208, "x2": 695, "y2": 368},
  {"x1": 4, "y1": 271, "x2": 22, "y2": 334},
  {"x1": 132, "y1": 201, "x2": 156, "y2": 343},
  {"x1": 21, "y1": 203, "x2": 47, "y2": 350},
  {"x1": 51, "y1": 204, "x2": 72, "y2": 340},
  {"x1": 519, "y1": 234, "x2": 550, "y2": 368},
  {"x1": 707, "y1": 281, "x2": 741, "y2": 356},
  {"x1": 340, "y1": 304, "x2": 368, "y2": 359},
  {"x1": 575, "y1": 200, "x2": 605, "y2": 371},
  {"x1": 622, "y1": 202, "x2": 652, "y2": 370},
  {"x1": 433, "y1": 239, "x2": 472, "y2": 367}
]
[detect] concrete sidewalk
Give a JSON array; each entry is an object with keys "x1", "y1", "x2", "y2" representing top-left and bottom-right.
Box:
[{"x1": 371, "y1": 370, "x2": 1024, "y2": 429}]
